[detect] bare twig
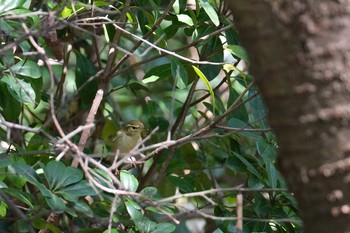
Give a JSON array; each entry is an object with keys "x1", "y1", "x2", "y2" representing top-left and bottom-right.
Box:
[{"x1": 71, "y1": 89, "x2": 104, "y2": 167}]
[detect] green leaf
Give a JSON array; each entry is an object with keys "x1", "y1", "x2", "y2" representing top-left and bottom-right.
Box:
[
  {"x1": 200, "y1": 0, "x2": 219, "y2": 26},
  {"x1": 1, "y1": 74, "x2": 36, "y2": 104},
  {"x1": 140, "y1": 187, "x2": 158, "y2": 198},
  {"x1": 0, "y1": 0, "x2": 25, "y2": 14},
  {"x1": 227, "y1": 88, "x2": 248, "y2": 122},
  {"x1": 177, "y1": 14, "x2": 193, "y2": 26},
  {"x1": 192, "y1": 66, "x2": 215, "y2": 115},
  {"x1": 173, "y1": 0, "x2": 180, "y2": 14},
  {"x1": 58, "y1": 181, "x2": 95, "y2": 202},
  {"x1": 171, "y1": 59, "x2": 188, "y2": 89},
  {"x1": 167, "y1": 175, "x2": 194, "y2": 193},
  {"x1": 198, "y1": 36, "x2": 223, "y2": 80},
  {"x1": 9, "y1": 60, "x2": 41, "y2": 79},
  {"x1": 0, "y1": 201, "x2": 6, "y2": 217},
  {"x1": 0, "y1": 181, "x2": 7, "y2": 188},
  {"x1": 148, "y1": 116, "x2": 169, "y2": 133},
  {"x1": 136, "y1": 219, "x2": 157, "y2": 233},
  {"x1": 46, "y1": 193, "x2": 66, "y2": 211},
  {"x1": 29, "y1": 77, "x2": 43, "y2": 105},
  {"x1": 42, "y1": 161, "x2": 83, "y2": 190},
  {"x1": 195, "y1": 172, "x2": 211, "y2": 191},
  {"x1": 143, "y1": 63, "x2": 172, "y2": 81},
  {"x1": 120, "y1": 170, "x2": 139, "y2": 192},
  {"x1": 248, "y1": 90, "x2": 269, "y2": 129},
  {"x1": 12, "y1": 162, "x2": 52, "y2": 197},
  {"x1": 256, "y1": 136, "x2": 276, "y2": 161},
  {"x1": 227, "y1": 118, "x2": 260, "y2": 140},
  {"x1": 233, "y1": 152, "x2": 263, "y2": 181},
  {"x1": 12, "y1": 162, "x2": 40, "y2": 185},
  {"x1": 103, "y1": 230, "x2": 119, "y2": 233},
  {"x1": 125, "y1": 199, "x2": 143, "y2": 220},
  {"x1": 142, "y1": 75, "x2": 160, "y2": 84},
  {"x1": 3, "y1": 188, "x2": 34, "y2": 208},
  {"x1": 0, "y1": 82, "x2": 21, "y2": 120},
  {"x1": 73, "y1": 200, "x2": 93, "y2": 217},
  {"x1": 75, "y1": 51, "x2": 98, "y2": 107},
  {"x1": 153, "y1": 222, "x2": 176, "y2": 233},
  {"x1": 225, "y1": 45, "x2": 249, "y2": 62}
]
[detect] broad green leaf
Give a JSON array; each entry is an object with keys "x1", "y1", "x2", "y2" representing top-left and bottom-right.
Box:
[
  {"x1": 0, "y1": 201, "x2": 6, "y2": 217},
  {"x1": 1, "y1": 74, "x2": 36, "y2": 104},
  {"x1": 148, "y1": 116, "x2": 169, "y2": 133},
  {"x1": 120, "y1": 170, "x2": 139, "y2": 192},
  {"x1": 248, "y1": 90, "x2": 269, "y2": 129},
  {"x1": 3, "y1": 188, "x2": 34, "y2": 208},
  {"x1": 152, "y1": 222, "x2": 176, "y2": 233},
  {"x1": 75, "y1": 51, "x2": 98, "y2": 107},
  {"x1": 173, "y1": 0, "x2": 180, "y2": 14},
  {"x1": 42, "y1": 161, "x2": 83, "y2": 190},
  {"x1": 140, "y1": 187, "x2": 158, "y2": 198},
  {"x1": 103, "y1": 230, "x2": 119, "y2": 233},
  {"x1": 12, "y1": 162, "x2": 55, "y2": 197},
  {"x1": 200, "y1": 0, "x2": 219, "y2": 26},
  {"x1": 143, "y1": 63, "x2": 171, "y2": 81},
  {"x1": 171, "y1": 59, "x2": 188, "y2": 89},
  {"x1": 192, "y1": 66, "x2": 215, "y2": 115},
  {"x1": 46, "y1": 193, "x2": 66, "y2": 211},
  {"x1": 125, "y1": 199, "x2": 143, "y2": 220},
  {"x1": 177, "y1": 14, "x2": 193, "y2": 26},
  {"x1": 198, "y1": 36, "x2": 223, "y2": 80},
  {"x1": 4, "y1": 170, "x2": 26, "y2": 188},
  {"x1": 0, "y1": 181, "x2": 7, "y2": 188},
  {"x1": 12, "y1": 162, "x2": 40, "y2": 185},
  {"x1": 73, "y1": 200, "x2": 93, "y2": 217},
  {"x1": 267, "y1": 163, "x2": 277, "y2": 189},
  {"x1": 0, "y1": 0, "x2": 25, "y2": 14},
  {"x1": 256, "y1": 136, "x2": 276, "y2": 161},
  {"x1": 225, "y1": 45, "x2": 249, "y2": 62},
  {"x1": 142, "y1": 75, "x2": 160, "y2": 84},
  {"x1": 136, "y1": 219, "x2": 157, "y2": 233},
  {"x1": 0, "y1": 157, "x2": 12, "y2": 168},
  {"x1": 195, "y1": 172, "x2": 211, "y2": 191},
  {"x1": 167, "y1": 175, "x2": 193, "y2": 193},
  {"x1": 227, "y1": 88, "x2": 248, "y2": 122},
  {"x1": 60, "y1": 6, "x2": 72, "y2": 18},
  {"x1": 9, "y1": 60, "x2": 41, "y2": 79},
  {"x1": 31, "y1": 218, "x2": 46, "y2": 230},
  {"x1": 227, "y1": 118, "x2": 260, "y2": 140},
  {"x1": 58, "y1": 181, "x2": 95, "y2": 202},
  {"x1": 233, "y1": 152, "x2": 263, "y2": 181},
  {"x1": 28, "y1": 77, "x2": 43, "y2": 105},
  {"x1": 126, "y1": 11, "x2": 138, "y2": 31}
]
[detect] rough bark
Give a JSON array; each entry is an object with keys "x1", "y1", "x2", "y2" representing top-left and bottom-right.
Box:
[{"x1": 228, "y1": 1, "x2": 350, "y2": 232}]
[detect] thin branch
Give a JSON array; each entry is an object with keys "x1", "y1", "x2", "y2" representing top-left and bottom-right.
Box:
[
  {"x1": 157, "y1": 187, "x2": 288, "y2": 204},
  {"x1": 109, "y1": 0, "x2": 177, "y2": 75}
]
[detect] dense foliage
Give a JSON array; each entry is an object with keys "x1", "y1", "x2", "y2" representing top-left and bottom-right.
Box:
[{"x1": 0, "y1": 0, "x2": 301, "y2": 232}]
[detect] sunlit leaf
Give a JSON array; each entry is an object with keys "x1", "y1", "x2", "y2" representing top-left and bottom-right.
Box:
[
  {"x1": 120, "y1": 170, "x2": 139, "y2": 192},
  {"x1": 225, "y1": 45, "x2": 249, "y2": 62},
  {"x1": 177, "y1": 14, "x2": 193, "y2": 26},
  {"x1": 0, "y1": 0, "x2": 25, "y2": 14},
  {"x1": 1, "y1": 74, "x2": 35, "y2": 104},
  {"x1": 9, "y1": 60, "x2": 41, "y2": 79},
  {"x1": 192, "y1": 66, "x2": 215, "y2": 115},
  {"x1": 200, "y1": 0, "x2": 219, "y2": 26}
]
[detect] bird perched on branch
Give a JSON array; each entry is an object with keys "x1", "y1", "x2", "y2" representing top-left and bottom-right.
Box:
[{"x1": 110, "y1": 120, "x2": 145, "y2": 158}]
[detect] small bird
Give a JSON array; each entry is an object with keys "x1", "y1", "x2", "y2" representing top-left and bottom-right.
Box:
[{"x1": 111, "y1": 120, "x2": 145, "y2": 157}]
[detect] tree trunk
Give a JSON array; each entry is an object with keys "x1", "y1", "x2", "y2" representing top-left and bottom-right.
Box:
[{"x1": 228, "y1": 1, "x2": 350, "y2": 232}]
